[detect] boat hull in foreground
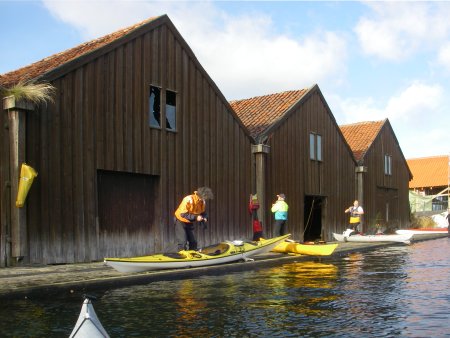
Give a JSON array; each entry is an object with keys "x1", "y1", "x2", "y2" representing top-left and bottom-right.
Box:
[
  {"x1": 69, "y1": 298, "x2": 109, "y2": 338},
  {"x1": 104, "y1": 234, "x2": 291, "y2": 273},
  {"x1": 333, "y1": 230, "x2": 412, "y2": 244},
  {"x1": 272, "y1": 240, "x2": 338, "y2": 256}
]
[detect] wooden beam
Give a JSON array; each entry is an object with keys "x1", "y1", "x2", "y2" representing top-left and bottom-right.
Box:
[
  {"x1": 252, "y1": 144, "x2": 270, "y2": 234},
  {"x1": 3, "y1": 96, "x2": 33, "y2": 262}
]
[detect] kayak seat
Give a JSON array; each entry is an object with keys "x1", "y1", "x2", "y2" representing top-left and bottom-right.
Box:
[{"x1": 200, "y1": 243, "x2": 229, "y2": 256}]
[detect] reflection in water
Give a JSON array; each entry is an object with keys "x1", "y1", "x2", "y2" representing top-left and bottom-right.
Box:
[
  {"x1": 174, "y1": 279, "x2": 208, "y2": 337},
  {"x1": 1, "y1": 239, "x2": 449, "y2": 337},
  {"x1": 260, "y1": 261, "x2": 339, "y2": 318}
]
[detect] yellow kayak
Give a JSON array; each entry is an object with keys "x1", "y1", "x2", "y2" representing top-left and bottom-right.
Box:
[
  {"x1": 272, "y1": 240, "x2": 338, "y2": 256},
  {"x1": 105, "y1": 234, "x2": 291, "y2": 273}
]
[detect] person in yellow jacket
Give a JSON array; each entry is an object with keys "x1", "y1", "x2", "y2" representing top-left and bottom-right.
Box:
[
  {"x1": 174, "y1": 187, "x2": 214, "y2": 251},
  {"x1": 271, "y1": 193, "x2": 289, "y2": 236}
]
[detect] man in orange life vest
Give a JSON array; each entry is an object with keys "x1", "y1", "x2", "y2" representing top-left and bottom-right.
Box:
[{"x1": 174, "y1": 187, "x2": 214, "y2": 251}]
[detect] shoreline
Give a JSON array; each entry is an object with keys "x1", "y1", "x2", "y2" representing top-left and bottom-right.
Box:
[{"x1": 2, "y1": 234, "x2": 448, "y2": 299}]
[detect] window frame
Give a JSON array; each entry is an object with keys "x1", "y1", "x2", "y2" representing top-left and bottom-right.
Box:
[
  {"x1": 384, "y1": 154, "x2": 392, "y2": 176},
  {"x1": 149, "y1": 85, "x2": 162, "y2": 129},
  {"x1": 148, "y1": 85, "x2": 178, "y2": 132},
  {"x1": 309, "y1": 133, "x2": 316, "y2": 160},
  {"x1": 165, "y1": 89, "x2": 177, "y2": 132},
  {"x1": 309, "y1": 132, "x2": 323, "y2": 162}
]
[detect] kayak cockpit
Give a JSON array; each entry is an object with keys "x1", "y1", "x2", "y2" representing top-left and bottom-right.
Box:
[{"x1": 198, "y1": 242, "x2": 231, "y2": 256}]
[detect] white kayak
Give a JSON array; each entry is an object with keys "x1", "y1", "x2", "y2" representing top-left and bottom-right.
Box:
[
  {"x1": 104, "y1": 234, "x2": 291, "y2": 273},
  {"x1": 396, "y1": 228, "x2": 448, "y2": 235},
  {"x1": 69, "y1": 297, "x2": 109, "y2": 338},
  {"x1": 333, "y1": 229, "x2": 413, "y2": 244}
]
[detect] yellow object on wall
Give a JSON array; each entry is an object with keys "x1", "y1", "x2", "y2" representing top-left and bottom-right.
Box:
[{"x1": 16, "y1": 163, "x2": 38, "y2": 208}]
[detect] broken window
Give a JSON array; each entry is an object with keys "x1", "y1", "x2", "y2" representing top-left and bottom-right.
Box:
[
  {"x1": 166, "y1": 90, "x2": 176, "y2": 131},
  {"x1": 149, "y1": 86, "x2": 161, "y2": 128}
]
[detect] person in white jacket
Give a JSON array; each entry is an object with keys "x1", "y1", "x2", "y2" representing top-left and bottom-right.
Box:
[{"x1": 271, "y1": 193, "x2": 289, "y2": 237}]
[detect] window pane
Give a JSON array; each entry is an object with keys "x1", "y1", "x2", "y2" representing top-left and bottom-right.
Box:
[
  {"x1": 388, "y1": 156, "x2": 392, "y2": 175},
  {"x1": 310, "y1": 134, "x2": 315, "y2": 160},
  {"x1": 384, "y1": 155, "x2": 392, "y2": 175},
  {"x1": 317, "y1": 135, "x2": 322, "y2": 161},
  {"x1": 149, "y1": 86, "x2": 161, "y2": 128},
  {"x1": 166, "y1": 90, "x2": 176, "y2": 130}
]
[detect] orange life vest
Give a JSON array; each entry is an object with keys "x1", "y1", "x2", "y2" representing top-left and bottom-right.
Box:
[{"x1": 175, "y1": 192, "x2": 206, "y2": 223}]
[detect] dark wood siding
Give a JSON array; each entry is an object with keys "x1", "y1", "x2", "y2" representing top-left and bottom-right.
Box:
[
  {"x1": 263, "y1": 90, "x2": 356, "y2": 241},
  {"x1": 22, "y1": 20, "x2": 252, "y2": 264},
  {"x1": 362, "y1": 124, "x2": 410, "y2": 231}
]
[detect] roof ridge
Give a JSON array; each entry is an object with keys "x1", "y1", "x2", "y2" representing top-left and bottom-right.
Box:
[
  {"x1": 0, "y1": 16, "x2": 161, "y2": 86},
  {"x1": 230, "y1": 88, "x2": 308, "y2": 103},
  {"x1": 340, "y1": 120, "x2": 384, "y2": 127}
]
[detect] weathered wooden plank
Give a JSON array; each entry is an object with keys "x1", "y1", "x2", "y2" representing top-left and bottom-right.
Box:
[
  {"x1": 59, "y1": 72, "x2": 73, "y2": 263},
  {"x1": 133, "y1": 36, "x2": 143, "y2": 172},
  {"x1": 71, "y1": 66, "x2": 85, "y2": 263},
  {"x1": 84, "y1": 61, "x2": 97, "y2": 261},
  {"x1": 114, "y1": 45, "x2": 124, "y2": 170},
  {"x1": 104, "y1": 51, "x2": 116, "y2": 170}
]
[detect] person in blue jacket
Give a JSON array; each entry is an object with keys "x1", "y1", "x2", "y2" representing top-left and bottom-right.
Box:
[{"x1": 271, "y1": 193, "x2": 289, "y2": 237}]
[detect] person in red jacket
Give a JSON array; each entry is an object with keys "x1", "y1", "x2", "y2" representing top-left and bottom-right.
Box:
[{"x1": 174, "y1": 187, "x2": 214, "y2": 251}]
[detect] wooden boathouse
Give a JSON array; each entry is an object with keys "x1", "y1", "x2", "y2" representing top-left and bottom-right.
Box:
[
  {"x1": 231, "y1": 86, "x2": 357, "y2": 241},
  {"x1": 0, "y1": 15, "x2": 253, "y2": 266},
  {"x1": 340, "y1": 120, "x2": 412, "y2": 232}
]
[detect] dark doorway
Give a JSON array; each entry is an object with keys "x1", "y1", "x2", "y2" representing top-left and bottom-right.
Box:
[
  {"x1": 97, "y1": 170, "x2": 159, "y2": 256},
  {"x1": 303, "y1": 195, "x2": 324, "y2": 241}
]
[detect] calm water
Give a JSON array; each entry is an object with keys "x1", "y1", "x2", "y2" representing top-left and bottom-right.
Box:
[{"x1": 2, "y1": 238, "x2": 449, "y2": 337}]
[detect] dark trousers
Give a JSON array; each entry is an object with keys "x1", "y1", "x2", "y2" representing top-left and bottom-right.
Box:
[
  {"x1": 349, "y1": 222, "x2": 360, "y2": 233},
  {"x1": 175, "y1": 219, "x2": 197, "y2": 251},
  {"x1": 273, "y1": 220, "x2": 286, "y2": 237}
]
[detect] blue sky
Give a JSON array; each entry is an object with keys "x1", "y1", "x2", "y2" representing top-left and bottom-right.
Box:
[{"x1": 1, "y1": 1, "x2": 449, "y2": 159}]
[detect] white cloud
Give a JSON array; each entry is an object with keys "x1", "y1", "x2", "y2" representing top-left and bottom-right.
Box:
[
  {"x1": 332, "y1": 81, "x2": 448, "y2": 158},
  {"x1": 355, "y1": 2, "x2": 450, "y2": 61},
  {"x1": 191, "y1": 14, "x2": 347, "y2": 99},
  {"x1": 437, "y1": 42, "x2": 450, "y2": 72},
  {"x1": 384, "y1": 82, "x2": 443, "y2": 121},
  {"x1": 42, "y1": 0, "x2": 348, "y2": 100},
  {"x1": 336, "y1": 82, "x2": 443, "y2": 123}
]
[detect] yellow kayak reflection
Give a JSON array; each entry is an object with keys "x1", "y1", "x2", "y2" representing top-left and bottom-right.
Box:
[{"x1": 267, "y1": 261, "x2": 339, "y2": 289}]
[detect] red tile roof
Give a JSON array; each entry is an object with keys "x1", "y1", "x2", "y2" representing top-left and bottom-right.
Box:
[
  {"x1": 407, "y1": 155, "x2": 449, "y2": 188},
  {"x1": 0, "y1": 16, "x2": 160, "y2": 88},
  {"x1": 340, "y1": 120, "x2": 384, "y2": 162},
  {"x1": 229, "y1": 89, "x2": 309, "y2": 138}
]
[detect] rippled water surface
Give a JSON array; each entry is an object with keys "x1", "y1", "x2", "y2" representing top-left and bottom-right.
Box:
[{"x1": 2, "y1": 238, "x2": 450, "y2": 337}]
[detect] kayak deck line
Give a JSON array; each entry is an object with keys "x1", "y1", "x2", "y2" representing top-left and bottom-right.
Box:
[{"x1": 104, "y1": 234, "x2": 291, "y2": 273}]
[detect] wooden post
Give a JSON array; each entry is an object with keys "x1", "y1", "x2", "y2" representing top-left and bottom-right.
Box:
[
  {"x1": 3, "y1": 95, "x2": 33, "y2": 262},
  {"x1": 252, "y1": 144, "x2": 270, "y2": 233},
  {"x1": 356, "y1": 166, "x2": 367, "y2": 232}
]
